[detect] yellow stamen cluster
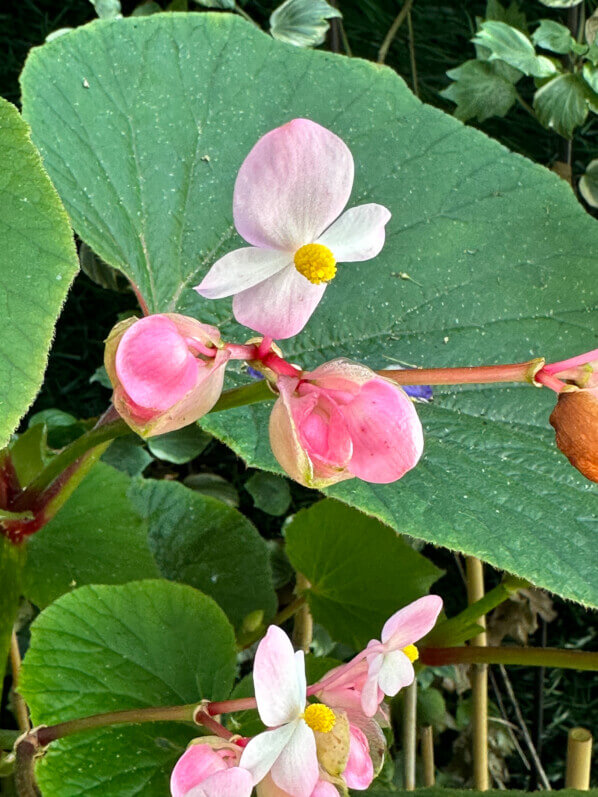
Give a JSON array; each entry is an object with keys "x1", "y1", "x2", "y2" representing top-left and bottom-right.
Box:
[
  {"x1": 403, "y1": 644, "x2": 419, "y2": 663},
  {"x1": 303, "y1": 703, "x2": 336, "y2": 734},
  {"x1": 294, "y1": 243, "x2": 337, "y2": 285}
]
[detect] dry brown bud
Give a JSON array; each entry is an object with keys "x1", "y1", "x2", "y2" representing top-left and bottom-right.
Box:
[{"x1": 549, "y1": 390, "x2": 598, "y2": 483}]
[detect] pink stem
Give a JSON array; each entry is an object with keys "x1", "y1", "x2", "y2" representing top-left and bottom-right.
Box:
[
  {"x1": 542, "y1": 348, "x2": 598, "y2": 375},
  {"x1": 129, "y1": 280, "x2": 150, "y2": 316},
  {"x1": 262, "y1": 352, "x2": 303, "y2": 377},
  {"x1": 257, "y1": 336, "x2": 273, "y2": 359},
  {"x1": 225, "y1": 343, "x2": 258, "y2": 360},
  {"x1": 380, "y1": 360, "x2": 543, "y2": 386},
  {"x1": 535, "y1": 370, "x2": 567, "y2": 393},
  {"x1": 207, "y1": 697, "x2": 258, "y2": 715},
  {"x1": 186, "y1": 338, "x2": 217, "y2": 358},
  {"x1": 194, "y1": 710, "x2": 234, "y2": 739}
]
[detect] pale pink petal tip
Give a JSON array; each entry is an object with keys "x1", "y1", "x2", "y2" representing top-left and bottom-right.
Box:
[
  {"x1": 234, "y1": 118, "x2": 354, "y2": 251},
  {"x1": 191, "y1": 768, "x2": 254, "y2": 797},
  {"x1": 344, "y1": 725, "x2": 374, "y2": 790},
  {"x1": 381, "y1": 595, "x2": 444, "y2": 648},
  {"x1": 170, "y1": 745, "x2": 227, "y2": 797},
  {"x1": 254, "y1": 626, "x2": 304, "y2": 727},
  {"x1": 116, "y1": 315, "x2": 198, "y2": 410}
]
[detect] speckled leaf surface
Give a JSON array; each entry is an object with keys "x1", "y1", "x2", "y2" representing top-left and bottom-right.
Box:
[
  {"x1": 0, "y1": 99, "x2": 78, "y2": 450},
  {"x1": 20, "y1": 15, "x2": 598, "y2": 605}
]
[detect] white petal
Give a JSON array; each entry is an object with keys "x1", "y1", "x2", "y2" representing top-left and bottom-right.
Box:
[
  {"x1": 254, "y1": 626, "x2": 304, "y2": 726},
  {"x1": 271, "y1": 720, "x2": 319, "y2": 797},
  {"x1": 233, "y1": 264, "x2": 325, "y2": 340},
  {"x1": 377, "y1": 650, "x2": 414, "y2": 696},
  {"x1": 195, "y1": 247, "x2": 292, "y2": 299},
  {"x1": 240, "y1": 723, "x2": 297, "y2": 786},
  {"x1": 317, "y1": 204, "x2": 391, "y2": 262},
  {"x1": 234, "y1": 118, "x2": 354, "y2": 250}
]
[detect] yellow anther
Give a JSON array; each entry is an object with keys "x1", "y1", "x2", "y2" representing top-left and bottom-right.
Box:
[
  {"x1": 303, "y1": 703, "x2": 336, "y2": 734},
  {"x1": 294, "y1": 243, "x2": 337, "y2": 285},
  {"x1": 403, "y1": 644, "x2": 419, "y2": 663}
]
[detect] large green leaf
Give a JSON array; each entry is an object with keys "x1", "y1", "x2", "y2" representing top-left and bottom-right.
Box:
[
  {"x1": 19, "y1": 580, "x2": 236, "y2": 796},
  {"x1": 0, "y1": 99, "x2": 78, "y2": 451},
  {"x1": 22, "y1": 462, "x2": 159, "y2": 608},
  {"x1": 20, "y1": 15, "x2": 598, "y2": 606},
  {"x1": 130, "y1": 478, "x2": 277, "y2": 629},
  {"x1": 285, "y1": 499, "x2": 442, "y2": 648}
]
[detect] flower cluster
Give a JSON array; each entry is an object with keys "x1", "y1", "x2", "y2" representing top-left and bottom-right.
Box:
[
  {"x1": 104, "y1": 118, "x2": 425, "y2": 488},
  {"x1": 170, "y1": 596, "x2": 442, "y2": 797}
]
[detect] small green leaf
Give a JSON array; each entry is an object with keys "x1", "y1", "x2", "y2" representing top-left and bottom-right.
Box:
[
  {"x1": 19, "y1": 580, "x2": 236, "y2": 796},
  {"x1": 79, "y1": 241, "x2": 123, "y2": 291},
  {"x1": 534, "y1": 73, "x2": 596, "y2": 137},
  {"x1": 270, "y1": 0, "x2": 342, "y2": 48},
  {"x1": 537, "y1": 0, "x2": 582, "y2": 6},
  {"x1": 0, "y1": 536, "x2": 26, "y2": 669},
  {"x1": 101, "y1": 435, "x2": 153, "y2": 476},
  {"x1": 442, "y1": 60, "x2": 518, "y2": 122},
  {"x1": 132, "y1": 0, "x2": 162, "y2": 14},
  {"x1": 90, "y1": 0, "x2": 122, "y2": 18},
  {"x1": 473, "y1": 21, "x2": 558, "y2": 77},
  {"x1": 8, "y1": 423, "x2": 48, "y2": 487},
  {"x1": 131, "y1": 478, "x2": 277, "y2": 629},
  {"x1": 22, "y1": 463, "x2": 159, "y2": 608},
  {"x1": 485, "y1": 0, "x2": 527, "y2": 32},
  {"x1": 532, "y1": 19, "x2": 581, "y2": 54},
  {"x1": 147, "y1": 424, "x2": 210, "y2": 464},
  {"x1": 582, "y1": 61, "x2": 598, "y2": 94},
  {"x1": 245, "y1": 470, "x2": 291, "y2": 516},
  {"x1": 579, "y1": 158, "x2": 598, "y2": 208},
  {"x1": 192, "y1": 0, "x2": 234, "y2": 9},
  {"x1": 0, "y1": 99, "x2": 78, "y2": 451},
  {"x1": 183, "y1": 472, "x2": 240, "y2": 506},
  {"x1": 27, "y1": 408, "x2": 87, "y2": 449},
  {"x1": 285, "y1": 499, "x2": 443, "y2": 649}
]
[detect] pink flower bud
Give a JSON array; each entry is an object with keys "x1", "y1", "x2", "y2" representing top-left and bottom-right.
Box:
[
  {"x1": 170, "y1": 739, "x2": 252, "y2": 797},
  {"x1": 343, "y1": 725, "x2": 374, "y2": 790},
  {"x1": 105, "y1": 314, "x2": 229, "y2": 437},
  {"x1": 269, "y1": 358, "x2": 424, "y2": 488}
]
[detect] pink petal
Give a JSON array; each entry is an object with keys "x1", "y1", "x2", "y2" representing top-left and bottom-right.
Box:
[
  {"x1": 240, "y1": 724, "x2": 296, "y2": 786},
  {"x1": 188, "y1": 768, "x2": 254, "y2": 797},
  {"x1": 271, "y1": 720, "x2": 319, "y2": 797},
  {"x1": 344, "y1": 725, "x2": 374, "y2": 790},
  {"x1": 254, "y1": 626, "x2": 304, "y2": 727},
  {"x1": 195, "y1": 247, "x2": 292, "y2": 300},
  {"x1": 317, "y1": 204, "x2": 391, "y2": 262},
  {"x1": 170, "y1": 745, "x2": 228, "y2": 797},
  {"x1": 311, "y1": 782, "x2": 339, "y2": 796},
  {"x1": 380, "y1": 595, "x2": 444, "y2": 648},
  {"x1": 361, "y1": 654, "x2": 384, "y2": 718},
  {"x1": 269, "y1": 377, "x2": 315, "y2": 487},
  {"x1": 233, "y1": 264, "x2": 326, "y2": 339},
  {"x1": 116, "y1": 315, "x2": 199, "y2": 410},
  {"x1": 342, "y1": 378, "x2": 424, "y2": 483},
  {"x1": 234, "y1": 118, "x2": 354, "y2": 250},
  {"x1": 293, "y1": 387, "x2": 352, "y2": 471},
  {"x1": 377, "y1": 650, "x2": 414, "y2": 696}
]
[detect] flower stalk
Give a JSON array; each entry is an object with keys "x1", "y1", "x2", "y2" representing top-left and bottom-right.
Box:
[{"x1": 380, "y1": 358, "x2": 544, "y2": 387}]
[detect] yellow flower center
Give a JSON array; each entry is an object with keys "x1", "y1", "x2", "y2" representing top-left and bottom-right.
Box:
[
  {"x1": 303, "y1": 703, "x2": 336, "y2": 734},
  {"x1": 294, "y1": 243, "x2": 337, "y2": 285},
  {"x1": 403, "y1": 644, "x2": 419, "y2": 663}
]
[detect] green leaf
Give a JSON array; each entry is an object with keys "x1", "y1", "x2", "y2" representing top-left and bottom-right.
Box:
[
  {"x1": 0, "y1": 536, "x2": 26, "y2": 671},
  {"x1": 582, "y1": 61, "x2": 598, "y2": 94},
  {"x1": 28, "y1": 408, "x2": 88, "y2": 448},
  {"x1": 245, "y1": 470, "x2": 291, "y2": 515},
  {"x1": 485, "y1": 0, "x2": 527, "y2": 32},
  {"x1": 130, "y1": 478, "x2": 277, "y2": 628},
  {"x1": 22, "y1": 463, "x2": 159, "y2": 608},
  {"x1": 472, "y1": 21, "x2": 558, "y2": 77},
  {"x1": 19, "y1": 580, "x2": 236, "y2": 796},
  {"x1": 532, "y1": 19, "x2": 582, "y2": 54},
  {"x1": 270, "y1": 0, "x2": 342, "y2": 48},
  {"x1": 537, "y1": 0, "x2": 582, "y2": 6},
  {"x1": 101, "y1": 434, "x2": 153, "y2": 476},
  {"x1": 91, "y1": 0, "x2": 122, "y2": 18},
  {"x1": 192, "y1": 0, "x2": 234, "y2": 8},
  {"x1": 0, "y1": 99, "x2": 78, "y2": 451},
  {"x1": 20, "y1": 15, "x2": 598, "y2": 606},
  {"x1": 183, "y1": 472, "x2": 240, "y2": 506},
  {"x1": 534, "y1": 73, "x2": 596, "y2": 137},
  {"x1": 442, "y1": 60, "x2": 519, "y2": 122},
  {"x1": 579, "y1": 158, "x2": 598, "y2": 208},
  {"x1": 147, "y1": 424, "x2": 210, "y2": 464},
  {"x1": 8, "y1": 423, "x2": 48, "y2": 487},
  {"x1": 285, "y1": 499, "x2": 442, "y2": 648}
]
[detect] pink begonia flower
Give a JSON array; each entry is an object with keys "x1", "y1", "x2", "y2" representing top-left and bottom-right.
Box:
[
  {"x1": 170, "y1": 740, "x2": 253, "y2": 797},
  {"x1": 104, "y1": 313, "x2": 229, "y2": 437},
  {"x1": 240, "y1": 625, "x2": 345, "y2": 797},
  {"x1": 195, "y1": 118, "x2": 391, "y2": 340},
  {"x1": 360, "y1": 595, "x2": 443, "y2": 716},
  {"x1": 344, "y1": 725, "x2": 374, "y2": 790},
  {"x1": 269, "y1": 358, "x2": 424, "y2": 488}
]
